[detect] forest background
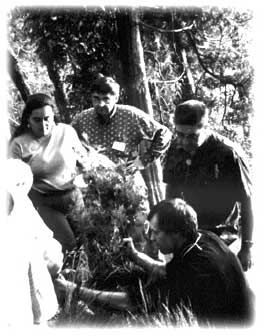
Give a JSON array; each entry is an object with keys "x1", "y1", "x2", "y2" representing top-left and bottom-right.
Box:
[
  {"x1": 4, "y1": 3, "x2": 262, "y2": 327},
  {"x1": 7, "y1": 5, "x2": 254, "y2": 162}
]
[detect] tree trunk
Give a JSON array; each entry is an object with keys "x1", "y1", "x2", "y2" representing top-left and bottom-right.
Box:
[
  {"x1": 171, "y1": 14, "x2": 195, "y2": 101},
  {"x1": 40, "y1": 49, "x2": 71, "y2": 124},
  {"x1": 116, "y1": 10, "x2": 153, "y2": 116},
  {"x1": 180, "y1": 48, "x2": 195, "y2": 99},
  {"x1": 116, "y1": 9, "x2": 165, "y2": 208},
  {"x1": 8, "y1": 49, "x2": 31, "y2": 102}
]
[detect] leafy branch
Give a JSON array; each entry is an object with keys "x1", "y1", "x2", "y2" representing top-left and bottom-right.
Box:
[
  {"x1": 186, "y1": 30, "x2": 247, "y2": 88},
  {"x1": 139, "y1": 20, "x2": 194, "y2": 34}
]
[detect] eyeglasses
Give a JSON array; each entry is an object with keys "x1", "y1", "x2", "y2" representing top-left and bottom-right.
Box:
[{"x1": 144, "y1": 221, "x2": 161, "y2": 235}]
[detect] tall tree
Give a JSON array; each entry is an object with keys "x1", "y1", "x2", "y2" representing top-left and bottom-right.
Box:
[
  {"x1": 39, "y1": 40, "x2": 71, "y2": 123},
  {"x1": 116, "y1": 9, "x2": 165, "y2": 208},
  {"x1": 116, "y1": 10, "x2": 153, "y2": 116},
  {"x1": 8, "y1": 6, "x2": 253, "y2": 158},
  {"x1": 7, "y1": 48, "x2": 31, "y2": 102},
  {"x1": 170, "y1": 10, "x2": 195, "y2": 100}
]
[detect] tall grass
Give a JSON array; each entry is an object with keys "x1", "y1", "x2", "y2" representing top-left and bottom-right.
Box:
[{"x1": 52, "y1": 245, "x2": 198, "y2": 328}]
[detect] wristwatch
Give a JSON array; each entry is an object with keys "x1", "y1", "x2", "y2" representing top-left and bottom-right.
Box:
[{"x1": 242, "y1": 240, "x2": 253, "y2": 248}]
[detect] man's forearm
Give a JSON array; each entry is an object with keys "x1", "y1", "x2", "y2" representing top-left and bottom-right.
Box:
[
  {"x1": 240, "y1": 197, "x2": 254, "y2": 249},
  {"x1": 78, "y1": 287, "x2": 132, "y2": 311},
  {"x1": 132, "y1": 250, "x2": 166, "y2": 276},
  {"x1": 60, "y1": 279, "x2": 132, "y2": 311}
]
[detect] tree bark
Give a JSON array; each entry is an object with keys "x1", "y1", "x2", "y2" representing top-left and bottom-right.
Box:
[
  {"x1": 7, "y1": 49, "x2": 31, "y2": 102},
  {"x1": 116, "y1": 9, "x2": 165, "y2": 208},
  {"x1": 40, "y1": 48, "x2": 71, "y2": 124},
  {"x1": 180, "y1": 48, "x2": 195, "y2": 99},
  {"x1": 116, "y1": 10, "x2": 153, "y2": 117},
  {"x1": 171, "y1": 14, "x2": 195, "y2": 102}
]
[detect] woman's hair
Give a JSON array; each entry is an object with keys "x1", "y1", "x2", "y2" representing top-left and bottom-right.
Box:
[
  {"x1": 91, "y1": 75, "x2": 120, "y2": 96},
  {"x1": 11, "y1": 93, "x2": 54, "y2": 139},
  {"x1": 148, "y1": 198, "x2": 198, "y2": 241}
]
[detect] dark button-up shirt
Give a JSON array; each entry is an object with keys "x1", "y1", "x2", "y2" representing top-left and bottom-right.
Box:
[
  {"x1": 163, "y1": 132, "x2": 252, "y2": 238},
  {"x1": 165, "y1": 230, "x2": 252, "y2": 325},
  {"x1": 128, "y1": 230, "x2": 252, "y2": 325}
]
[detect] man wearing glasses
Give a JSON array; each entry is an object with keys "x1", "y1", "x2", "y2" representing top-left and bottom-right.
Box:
[
  {"x1": 163, "y1": 100, "x2": 253, "y2": 271},
  {"x1": 54, "y1": 199, "x2": 253, "y2": 326}
]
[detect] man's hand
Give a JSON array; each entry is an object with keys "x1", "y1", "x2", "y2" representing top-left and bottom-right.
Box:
[
  {"x1": 126, "y1": 157, "x2": 145, "y2": 173},
  {"x1": 123, "y1": 238, "x2": 166, "y2": 276},
  {"x1": 237, "y1": 247, "x2": 252, "y2": 271}
]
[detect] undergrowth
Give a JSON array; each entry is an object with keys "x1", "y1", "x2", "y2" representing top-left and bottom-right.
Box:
[{"x1": 51, "y1": 154, "x2": 197, "y2": 327}]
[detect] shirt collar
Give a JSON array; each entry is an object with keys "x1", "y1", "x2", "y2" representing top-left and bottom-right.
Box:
[
  {"x1": 94, "y1": 104, "x2": 118, "y2": 125},
  {"x1": 109, "y1": 104, "x2": 117, "y2": 120},
  {"x1": 172, "y1": 233, "x2": 202, "y2": 262},
  {"x1": 181, "y1": 233, "x2": 202, "y2": 260},
  {"x1": 97, "y1": 105, "x2": 117, "y2": 125}
]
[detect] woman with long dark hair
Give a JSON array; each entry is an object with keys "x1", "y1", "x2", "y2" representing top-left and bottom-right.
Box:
[{"x1": 9, "y1": 93, "x2": 88, "y2": 252}]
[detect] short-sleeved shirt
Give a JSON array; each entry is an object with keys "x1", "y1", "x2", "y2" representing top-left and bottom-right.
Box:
[
  {"x1": 8, "y1": 123, "x2": 88, "y2": 193},
  {"x1": 163, "y1": 132, "x2": 252, "y2": 233},
  {"x1": 72, "y1": 104, "x2": 171, "y2": 165}
]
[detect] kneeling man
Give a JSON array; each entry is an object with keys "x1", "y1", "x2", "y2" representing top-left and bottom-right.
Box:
[{"x1": 55, "y1": 198, "x2": 253, "y2": 326}]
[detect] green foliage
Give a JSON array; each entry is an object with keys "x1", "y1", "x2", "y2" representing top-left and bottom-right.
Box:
[
  {"x1": 140, "y1": 7, "x2": 253, "y2": 159},
  {"x1": 8, "y1": 8, "x2": 55, "y2": 93},
  {"x1": 63, "y1": 156, "x2": 149, "y2": 290},
  {"x1": 8, "y1": 8, "x2": 55, "y2": 128},
  {"x1": 8, "y1": 6, "x2": 254, "y2": 160},
  {"x1": 7, "y1": 7, "x2": 253, "y2": 326},
  {"x1": 20, "y1": 7, "x2": 118, "y2": 111},
  {"x1": 57, "y1": 155, "x2": 178, "y2": 326},
  {"x1": 56, "y1": 154, "x2": 197, "y2": 326}
]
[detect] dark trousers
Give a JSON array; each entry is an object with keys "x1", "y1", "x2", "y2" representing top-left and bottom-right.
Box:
[{"x1": 29, "y1": 187, "x2": 85, "y2": 253}]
